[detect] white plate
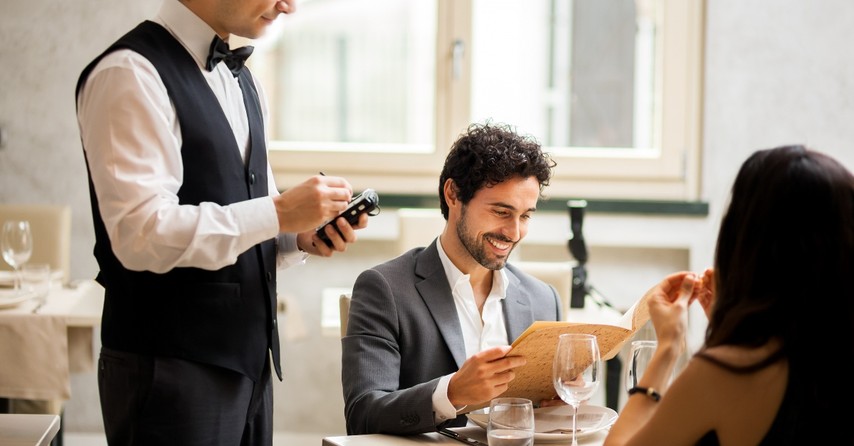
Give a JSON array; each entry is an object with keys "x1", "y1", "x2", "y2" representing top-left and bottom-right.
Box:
[
  {"x1": 0, "y1": 288, "x2": 36, "y2": 309},
  {"x1": 0, "y1": 271, "x2": 15, "y2": 287},
  {"x1": 468, "y1": 404, "x2": 617, "y2": 443}
]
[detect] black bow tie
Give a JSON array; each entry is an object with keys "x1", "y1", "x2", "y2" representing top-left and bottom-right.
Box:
[{"x1": 206, "y1": 36, "x2": 254, "y2": 77}]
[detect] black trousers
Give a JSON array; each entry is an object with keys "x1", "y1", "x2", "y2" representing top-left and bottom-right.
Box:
[{"x1": 98, "y1": 347, "x2": 272, "y2": 446}]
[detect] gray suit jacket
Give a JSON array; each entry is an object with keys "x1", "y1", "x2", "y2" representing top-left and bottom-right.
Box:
[{"x1": 342, "y1": 239, "x2": 563, "y2": 435}]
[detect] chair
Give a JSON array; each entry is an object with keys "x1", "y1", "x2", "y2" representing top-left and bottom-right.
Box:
[
  {"x1": 0, "y1": 204, "x2": 72, "y2": 284},
  {"x1": 512, "y1": 261, "x2": 573, "y2": 320},
  {"x1": 339, "y1": 294, "x2": 351, "y2": 338},
  {"x1": 396, "y1": 208, "x2": 445, "y2": 254}
]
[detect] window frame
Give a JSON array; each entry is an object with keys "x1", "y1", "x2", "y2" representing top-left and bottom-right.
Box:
[{"x1": 267, "y1": 0, "x2": 705, "y2": 201}]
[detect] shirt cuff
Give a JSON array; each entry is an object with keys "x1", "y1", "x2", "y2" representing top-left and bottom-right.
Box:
[
  {"x1": 276, "y1": 233, "x2": 309, "y2": 269},
  {"x1": 433, "y1": 373, "x2": 465, "y2": 423},
  {"x1": 232, "y1": 196, "x2": 280, "y2": 241}
]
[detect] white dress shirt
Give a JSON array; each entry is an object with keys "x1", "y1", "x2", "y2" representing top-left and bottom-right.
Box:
[
  {"x1": 76, "y1": 0, "x2": 303, "y2": 274},
  {"x1": 432, "y1": 237, "x2": 510, "y2": 422}
]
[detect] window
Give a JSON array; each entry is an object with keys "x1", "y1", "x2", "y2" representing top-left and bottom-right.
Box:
[{"x1": 248, "y1": 0, "x2": 704, "y2": 200}]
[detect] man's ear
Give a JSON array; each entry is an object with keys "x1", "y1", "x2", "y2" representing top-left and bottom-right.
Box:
[{"x1": 443, "y1": 179, "x2": 458, "y2": 205}]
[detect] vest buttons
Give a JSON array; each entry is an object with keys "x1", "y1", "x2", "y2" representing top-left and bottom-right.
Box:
[
  {"x1": 266, "y1": 271, "x2": 273, "y2": 282},
  {"x1": 249, "y1": 171, "x2": 256, "y2": 185}
]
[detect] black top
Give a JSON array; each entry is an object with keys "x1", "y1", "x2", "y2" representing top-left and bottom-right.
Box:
[{"x1": 693, "y1": 355, "x2": 805, "y2": 446}]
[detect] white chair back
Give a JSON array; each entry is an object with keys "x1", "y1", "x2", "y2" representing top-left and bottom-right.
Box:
[
  {"x1": 513, "y1": 261, "x2": 573, "y2": 320},
  {"x1": 396, "y1": 208, "x2": 445, "y2": 254},
  {"x1": 339, "y1": 293, "x2": 351, "y2": 338}
]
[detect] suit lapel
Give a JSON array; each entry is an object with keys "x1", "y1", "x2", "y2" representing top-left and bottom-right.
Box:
[
  {"x1": 415, "y1": 241, "x2": 468, "y2": 368},
  {"x1": 503, "y1": 268, "x2": 535, "y2": 343}
]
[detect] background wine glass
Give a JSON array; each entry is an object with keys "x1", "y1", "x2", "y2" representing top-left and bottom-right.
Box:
[
  {"x1": 552, "y1": 333, "x2": 602, "y2": 446},
  {"x1": 486, "y1": 397, "x2": 534, "y2": 446},
  {"x1": 1, "y1": 219, "x2": 33, "y2": 294},
  {"x1": 625, "y1": 340, "x2": 658, "y2": 392}
]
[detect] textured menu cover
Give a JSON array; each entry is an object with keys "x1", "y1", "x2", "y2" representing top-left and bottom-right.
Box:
[{"x1": 464, "y1": 294, "x2": 651, "y2": 412}]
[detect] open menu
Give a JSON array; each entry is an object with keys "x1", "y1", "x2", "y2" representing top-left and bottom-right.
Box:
[{"x1": 463, "y1": 292, "x2": 652, "y2": 412}]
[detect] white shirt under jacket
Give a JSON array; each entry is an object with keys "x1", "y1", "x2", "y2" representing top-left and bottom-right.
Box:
[
  {"x1": 76, "y1": 0, "x2": 304, "y2": 274},
  {"x1": 433, "y1": 237, "x2": 510, "y2": 422}
]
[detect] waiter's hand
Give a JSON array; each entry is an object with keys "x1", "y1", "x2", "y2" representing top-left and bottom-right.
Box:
[
  {"x1": 296, "y1": 213, "x2": 368, "y2": 257},
  {"x1": 272, "y1": 174, "x2": 352, "y2": 234}
]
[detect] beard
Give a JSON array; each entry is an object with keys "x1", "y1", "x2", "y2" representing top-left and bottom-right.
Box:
[{"x1": 455, "y1": 205, "x2": 516, "y2": 271}]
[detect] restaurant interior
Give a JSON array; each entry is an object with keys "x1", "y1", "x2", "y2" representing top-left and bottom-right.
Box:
[{"x1": 1, "y1": 0, "x2": 852, "y2": 445}]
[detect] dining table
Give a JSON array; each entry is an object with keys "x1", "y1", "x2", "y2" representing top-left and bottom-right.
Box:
[
  {"x1": 322, "y1": 426, "x2": 608, "y2": 445},
  {"x1": 0, "y1": 278, "x2": 104, "y2": 406}
]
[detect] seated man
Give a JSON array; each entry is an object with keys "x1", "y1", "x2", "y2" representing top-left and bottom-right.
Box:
[{"x1": 342, "y1": 122, "x2": 563, "y2": 435}]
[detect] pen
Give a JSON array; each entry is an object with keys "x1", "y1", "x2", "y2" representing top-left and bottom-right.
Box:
[{"x1": 319, "y1": 171, "x2": 326, "y2": 176}]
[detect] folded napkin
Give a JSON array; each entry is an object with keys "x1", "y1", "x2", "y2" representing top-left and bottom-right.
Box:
[
  {"x1": 0, "y1": 313, "x2": 71, "y2": 401},
  {"x1": 533, "y1": 405, "x2": 611, "y2": 433}
]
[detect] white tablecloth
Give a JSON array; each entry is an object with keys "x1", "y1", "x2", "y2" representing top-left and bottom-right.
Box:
[{"x1": 0, "y1": 280, "x2": 103, "y2": 401}]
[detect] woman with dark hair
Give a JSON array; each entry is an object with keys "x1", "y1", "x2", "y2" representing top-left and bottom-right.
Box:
[{"x1": 605, "y1": 145, "x2": 854, "y2": 445}]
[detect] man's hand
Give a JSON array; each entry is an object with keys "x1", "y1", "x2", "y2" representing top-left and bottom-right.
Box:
[
  {"x1": 447, "y1": 346, "x2": 526, "y2": 407},
  {"x1": 296, "y1": 212, "x2": 368, "y2": 257},
  {"x1": 272, "y1": 174, "x2": 353, "y2": 234}
]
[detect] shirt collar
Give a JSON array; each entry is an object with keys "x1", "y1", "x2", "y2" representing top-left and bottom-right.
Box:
[{"x1": 155, "y1": 0, "x2": 222, "y2": 70}]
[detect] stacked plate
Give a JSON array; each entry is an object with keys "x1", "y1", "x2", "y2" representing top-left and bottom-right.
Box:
[
  {"x1": 468, "y1": 404, "x2": 617, "y2": 443},
  {"x1": 0, "y1": 270, "x2": 58, "y2": 309}
]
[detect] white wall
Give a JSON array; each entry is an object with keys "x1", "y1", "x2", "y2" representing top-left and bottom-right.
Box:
[{"x1": 3, "y1": 0, "x2": 854, "y2": 437}]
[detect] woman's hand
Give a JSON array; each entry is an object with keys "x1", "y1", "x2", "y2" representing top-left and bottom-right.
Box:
[{"x1": 645, "y1": 272, "x2": 697, "y2": 347}]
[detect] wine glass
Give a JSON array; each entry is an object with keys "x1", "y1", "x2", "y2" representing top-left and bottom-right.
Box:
[
  {"x1": 552, "y1": 333, "x2": 602, "y2": 446},
  {"x1": 1, "y1": 220, "x2": 33, "y2": 294},
  {"x1": 487, "y1": 397, "x2": 534, "y2": 446},
  {"x1": 625, "y1": 340, "x2": 658, "y2": 392}
]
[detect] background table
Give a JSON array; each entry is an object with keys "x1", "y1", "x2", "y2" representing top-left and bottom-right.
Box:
[
  {"x1": 0, "y1": 280, "x2": 103, "y2": 446},
  {"x1": 0, "y1": 279, "x2": 104, "y2": 402},
  {"x1": 0, "y1": 414, "x2": 61, "y2": 446},
  {"x1": 0, "y1": 279, "x2": 104, "y2": 326}
]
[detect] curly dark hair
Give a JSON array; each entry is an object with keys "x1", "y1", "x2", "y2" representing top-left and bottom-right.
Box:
[{"x1": 438, "y1": 122, "x2": 556, "y2": 219}]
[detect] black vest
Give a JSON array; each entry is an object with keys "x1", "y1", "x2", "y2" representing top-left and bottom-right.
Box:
[{"x1": 76, "y1": 21, "x2": 282, "y2": 381}]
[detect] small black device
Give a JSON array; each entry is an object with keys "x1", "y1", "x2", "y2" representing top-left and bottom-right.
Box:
[
  {"x1": 436, "y1": 427, "x2": 488, "y2": 446},
  {"x1": 316, "y1": 188, "x2": 380, "y2": 246}
]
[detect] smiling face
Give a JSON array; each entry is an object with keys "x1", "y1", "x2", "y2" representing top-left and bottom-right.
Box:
[{"x1": 445, "y1": 175, "x2": 540, "y2": 273}]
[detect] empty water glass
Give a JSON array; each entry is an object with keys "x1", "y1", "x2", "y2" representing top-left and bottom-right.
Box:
[
  {"x1": 487, "y1": 397, "x2": 534, "y2": 446},
  {"x1": 625, "y1": 340, "x2": 658, "y2": 392}
]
